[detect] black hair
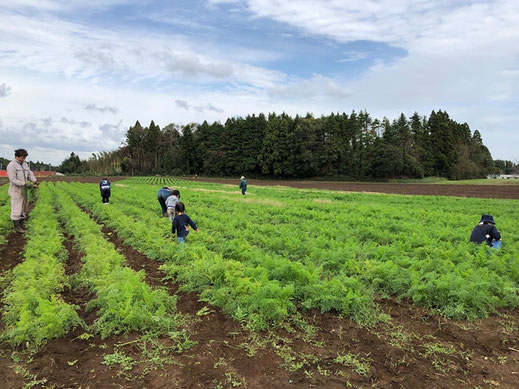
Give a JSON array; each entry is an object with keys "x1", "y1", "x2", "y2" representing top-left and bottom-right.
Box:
[
  {"x1": 175, "y1": 202, "x2": 185, "y2": 213},
  {"x1": 14, "y1": 149, "x2": 28, "y2": 157},
  {"x1": 172, "y1": 190, "x2": 180, "y2": 196}
]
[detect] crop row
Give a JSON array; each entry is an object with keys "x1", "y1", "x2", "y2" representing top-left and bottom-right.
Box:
[
  {"x1": 0, "y1": 185, "x2": 12, "y2": 246},
  {"x1": 107, "y1": 179, "x2": 519, "y2": 321},
  {"x1": 58, "y1": 181, "x2": 377, "y2": 330},
  {"x1": 55, "y1": 179, "x2": 519, "y2": 327},
  {"x1": 1, "y1": 182, "x2": 187, "y2": 349},
  {"x1": 48, "y1": 184, "x2": 180, "y2": 339},
  {"x1": 123, "y1": 176, "x2": 184, "y2": 186},
  {"x1": 2, "y1": 182, "x2": 81, "y2": 347}
]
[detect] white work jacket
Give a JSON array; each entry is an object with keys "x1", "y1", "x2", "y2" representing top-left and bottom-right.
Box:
[{"x1": 6, "y1": 160, "x2": 37, "y2": 195}]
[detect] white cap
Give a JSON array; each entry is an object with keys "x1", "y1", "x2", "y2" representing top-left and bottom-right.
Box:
[{"x1": 240, "y1": 176, "x2": 245, "y2": 179}]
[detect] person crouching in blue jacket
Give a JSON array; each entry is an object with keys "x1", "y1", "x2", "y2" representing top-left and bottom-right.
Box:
[
  {"x1": 172, "y1": 202, "x2": 198, "y2": 244},
  {"x1": 469, "y1": 214, "x2": 502, "y2": 249}
]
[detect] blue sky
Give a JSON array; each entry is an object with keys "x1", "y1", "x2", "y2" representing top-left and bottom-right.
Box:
[{"x1": 1, "y1": 0, "x2": 518, "y2": 165}]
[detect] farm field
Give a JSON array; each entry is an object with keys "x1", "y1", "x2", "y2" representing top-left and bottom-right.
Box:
[
  {"x1": 2, "y1": 175, "x2": 519, "y2": 199},
  {"x1": 1, "y1": 177, "x2": 519, "y2": 388}
]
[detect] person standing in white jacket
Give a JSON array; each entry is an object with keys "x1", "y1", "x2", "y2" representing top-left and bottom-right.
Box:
[{"x1": 6, "y1": 149, "x2": 38, "y2": 232}]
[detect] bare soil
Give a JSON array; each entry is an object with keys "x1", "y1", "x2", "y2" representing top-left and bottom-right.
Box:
[{"x1": 1, "y1": 177, "x2": 518, "y2": 388}]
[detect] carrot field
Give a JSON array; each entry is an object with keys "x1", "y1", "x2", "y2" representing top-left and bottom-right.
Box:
[{"x1": 1, "y1": 178, "x2": 518, "y2": 388}]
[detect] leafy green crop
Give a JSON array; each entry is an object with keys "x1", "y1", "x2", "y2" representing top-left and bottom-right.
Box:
[
  {"x1": 2, "y1": 183, "x2": 82, "y2": 348},
  {"x1": 50, "y1": 184, "x2": 180, "y2": 339},
  {"x1": 58, "y1": 178, "x2": 519, "y2": 328}
]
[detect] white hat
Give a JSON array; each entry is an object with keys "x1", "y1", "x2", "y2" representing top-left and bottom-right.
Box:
[{"x1": 240, "y1": 176, "x2": 245, "y2": 179}]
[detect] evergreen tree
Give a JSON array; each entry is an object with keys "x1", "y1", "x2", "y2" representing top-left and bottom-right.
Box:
[
  {"x1": 58, "y1": 152, "x2": 82, "y2": 174},
  {"x1": 125, "y1": 120, "x2": 146, "y2": 175}
]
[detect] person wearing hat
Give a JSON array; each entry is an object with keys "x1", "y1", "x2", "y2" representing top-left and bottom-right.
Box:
[
  {"x1": 469, "y1": 214, "x2": 502, "y2": 248},
  {"x1": 239, "y1": 176, "x2": 247, "y2": 195},
  {"x1": 157, "y1": 186, "x2": 173, "y2": 217}
]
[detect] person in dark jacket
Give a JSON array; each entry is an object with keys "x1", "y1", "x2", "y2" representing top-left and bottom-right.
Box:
[
  {"x1": 469, "y1": 214, "x2": 502, "y2": 248},
  {"x1": 172, "y1": 202, "x2": 198, "y2": 243},
  {"x1": 157, "y1": 186, "x2": 173, "y2": 217},
  {"x1": 99, "y1": 178, "x2": 111, "y2": 204},
  {"x1": 239, "y1": 176, "x2": 247, "y2": 195}
]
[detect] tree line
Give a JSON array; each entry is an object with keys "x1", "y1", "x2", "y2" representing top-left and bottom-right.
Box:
[
  {"x1": 48, "y1": 109, "x2": 512, "y2": 180},
  {"x1": 117, "y1": 110, "x2": 495, "y2": 180}
]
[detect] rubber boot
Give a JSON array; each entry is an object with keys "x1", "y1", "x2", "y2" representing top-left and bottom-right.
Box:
[{"x1": 13, "y1": 220, "x2": 26, "y2": 233}]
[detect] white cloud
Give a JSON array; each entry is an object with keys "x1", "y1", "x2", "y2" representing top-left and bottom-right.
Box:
[
  {"x1": 85, "y1": 104, "x2": 118, "y2": 114},
  {"x1": 268, "y1": 74, "x2": 351, "y2": 100},
  {"x1": 0, "y1": 83, "x2": 12, "y2": 97},
  {"x1": 175, "y1": 100, "x2": 190, "y2": 110},
  {"x1": 1, "y1": 0, "x2": 518, "y2": 163}
]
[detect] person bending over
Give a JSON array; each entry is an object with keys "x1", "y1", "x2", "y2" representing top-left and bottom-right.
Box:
[{"x1": 469, "y1": 214, "x2": 502, "y2": 249}]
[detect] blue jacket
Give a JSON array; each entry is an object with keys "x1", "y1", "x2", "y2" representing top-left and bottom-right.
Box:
[
  {"x1": 100, "y1": 179, "x2": 111, "y2": 192},
  {"x1": 172, "y1": 214, "x2": 198, "y2": 238},
  {"x1": 469, "y1": 223, "x2": 501, "y2": 246}
]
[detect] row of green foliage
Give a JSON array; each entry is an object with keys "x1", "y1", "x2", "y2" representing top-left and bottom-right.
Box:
[
  {"x1": 123, "y1": 177, "x2": 185, "y2": 186},
  {"x1": 60, "y1": 182, "x2": 378, "y2": 330},
  {"x1": 0, "y1": 184, "x2": 9, "y2": 206},
  {"x1": 122, "y1": 178, "x2": 519, "y2": 321},
  {"x1": 1, "y1": 183, "x2": 82, "y2": 347},
  {"x1": 0, "y1": 185, "x2": 12, "y2": 246},
  {"x1": 49, "y1": 184, "x2": 180, "y2": 339},
  {"x1": 113, "y1": 182, "x2": 378, "y2": 323}
]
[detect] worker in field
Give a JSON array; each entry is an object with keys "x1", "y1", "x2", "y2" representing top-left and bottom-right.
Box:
[
  {"x1": 6, "y1": 148, "x2": 39, "y2": 233},
  {"x1": 469, "y1": 214, "x2": 502, "y2": 249},
  {"x1": 99, "y1": 177, "x2": 111, "y2": 204},
  {"x1": 166, "y1": 190, "x2": 181, "y2": 221},
  {"x1": 239, "y1": 176, "x2": 247, "y2": 195},
  {"x1": 171, "y1": 202, "x2": 198, "y2": 244},
  {"x1": 157, "y1": 186, "x2": 173, "y2": 217}
]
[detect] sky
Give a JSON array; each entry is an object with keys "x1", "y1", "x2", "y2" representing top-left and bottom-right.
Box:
[{"x1": 0, "y1": 0, "x2": 518, "y2": 166}]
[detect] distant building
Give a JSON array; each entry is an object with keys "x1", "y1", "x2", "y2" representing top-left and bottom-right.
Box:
[
  {"x1": 0, "y1": 170, "x2": 57, "y2": 177},
  {"x1": 487, "y1": 174, "x2": 519, "y2": 179}
]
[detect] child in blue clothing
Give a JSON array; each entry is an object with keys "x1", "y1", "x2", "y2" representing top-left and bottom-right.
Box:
[{"x1": 172, "y1": 202, "x2": 198, "y2": 243}]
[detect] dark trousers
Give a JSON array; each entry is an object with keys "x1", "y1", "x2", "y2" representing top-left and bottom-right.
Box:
[
  {"x1": 157, "y1": 192, "x2": 170, "y2": 214},
  {"x1": 101, "y1": 189, "x2": 110, "y2": 203}
]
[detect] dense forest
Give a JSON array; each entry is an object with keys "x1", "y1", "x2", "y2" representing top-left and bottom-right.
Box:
[
  {"x1": 18, "y1": 110, "x2": 514, "y2": 180},
  {"x1": 80, "y1": 110, "x2": 497, "y2": 180}
]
